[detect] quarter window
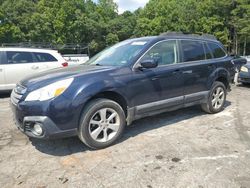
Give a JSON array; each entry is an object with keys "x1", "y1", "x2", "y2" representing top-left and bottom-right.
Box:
[
  {"x1": 34, "y1": 52, "x2": 57, "y2": 62},
  {"x1": 208, "y1": 42, "x2": 226, "y2": 58},
  {"x1": 181, "y1": 40, "x2": 206, "y2": 62},
  {"x1": 6, "y1": 51, "x2": 34, "y2": 64},
  {"x1": 140, "y1": 40, "x2": 178, "y2": 66}
]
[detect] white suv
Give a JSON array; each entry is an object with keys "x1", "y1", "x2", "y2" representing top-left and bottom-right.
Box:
[{"x1": 0, "y1": 48, "x2": 68, "y2": 91}]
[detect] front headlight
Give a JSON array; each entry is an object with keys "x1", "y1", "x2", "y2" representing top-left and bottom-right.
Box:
[
  {"x1": 25, "y1": 78, "x2": 74, "y2": 101},
  {"x1": 241, "y1": 66, "x2": 249, "y2": 72}
]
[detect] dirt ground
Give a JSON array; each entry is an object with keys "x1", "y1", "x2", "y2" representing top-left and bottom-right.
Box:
[{"x1": 0, "y1": 84, "x2": 250, "y2": 188}]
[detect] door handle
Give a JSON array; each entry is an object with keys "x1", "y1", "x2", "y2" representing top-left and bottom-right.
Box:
[
  {"x1": 182, "y1": 70, "x2": 193, "y2": 74},
  {"x1": 151, "y1": 77, "x2": 160, "y2": 81},
  {"x1": 31, "y1": 65, "x2": 39, "y2": 70}
]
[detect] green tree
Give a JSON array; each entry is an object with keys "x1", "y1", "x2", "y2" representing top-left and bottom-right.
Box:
[
  {"x1": 105, "y1": 33, "x2": 119, "y2": 46},
  {"x1": 0, "y1": 0, "x2": 249, "y2": 55}
]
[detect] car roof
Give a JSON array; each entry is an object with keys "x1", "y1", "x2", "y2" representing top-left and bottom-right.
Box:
[
  {"x1": 158, "y1": 35, "x2": 218, "y2": 43},
  {"x1": 0, "y1": 47, "x2": 58, "y2": 53},
  {"x1": 131, "y1": 33, "x2": 219, "y2": 44}
]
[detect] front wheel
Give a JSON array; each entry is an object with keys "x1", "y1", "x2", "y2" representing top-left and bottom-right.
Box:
[
  {"x1": 201, "y1": 81, "x2": 226, "y2": 114},
  {"x1": 78, "y1": 99, "x2": 126, "y2": 149}
]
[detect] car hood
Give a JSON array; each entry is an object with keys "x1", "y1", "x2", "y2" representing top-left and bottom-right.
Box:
[{"x1": 20, "y1": 65, "x2": 115, "y2": 89}]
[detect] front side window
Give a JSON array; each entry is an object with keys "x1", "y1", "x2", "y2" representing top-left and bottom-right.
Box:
[
  {"x1": 34, "y1": 52, "x2": 57, "y2": 62},
  {"x1": 181, "y1": 40, "x2": 205, "y2": 62},
  {"x1": 208, "y1": 42, "x2": 226, "y2": 58},
  {"x1": 140, "y1": 40, "x2": 178, "y2": 66},
  {"x1": 7, "y1": 51, "x2": 34, "y2": 64}
]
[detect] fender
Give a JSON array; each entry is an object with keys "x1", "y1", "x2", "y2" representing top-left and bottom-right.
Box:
[
  {"x1": 71, "y1": 76, "x2": 130, "y2": 109},
  {"x1": 207, "y1": 67, "x2": 231, "y2": 89}
]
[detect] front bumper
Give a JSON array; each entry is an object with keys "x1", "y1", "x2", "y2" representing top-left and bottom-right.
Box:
[
  {"x1": 238, "y1": 72, "x2": 250, "y2": 83},
  {"x1": 11, "y1": 103, "x2": 77, "y2": 139}
]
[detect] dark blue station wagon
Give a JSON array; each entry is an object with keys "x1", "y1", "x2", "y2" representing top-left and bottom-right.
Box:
[{"x1": 11, "y1": 33, "x2": 238, "y2": 149}]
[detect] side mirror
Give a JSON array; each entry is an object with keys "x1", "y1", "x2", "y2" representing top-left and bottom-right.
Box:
[{"x1": 140, "y1": 59, "x2": 158, "y2": 69}]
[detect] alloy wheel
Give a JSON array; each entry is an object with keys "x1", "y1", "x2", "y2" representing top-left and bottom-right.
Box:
[
  {"x1": 212, "y1": 86, "x2": 225, "y2": 110},
  {"x1": 88, "y1": 108, "x2": 121, "y2": 143}
]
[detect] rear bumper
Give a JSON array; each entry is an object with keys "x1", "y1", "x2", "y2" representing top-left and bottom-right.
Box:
[{"x1": 238, "y1": 72, "x2": 250, "y2": 83}]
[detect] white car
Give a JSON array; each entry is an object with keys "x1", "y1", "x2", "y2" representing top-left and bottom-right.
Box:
[{"x1": 0, "y1": 48, "x2": 68, "y2": 91}]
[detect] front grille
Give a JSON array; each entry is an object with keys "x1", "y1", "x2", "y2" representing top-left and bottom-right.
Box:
[{"x1": 11, "y1": 84, "x2": 27, "y2": 105}]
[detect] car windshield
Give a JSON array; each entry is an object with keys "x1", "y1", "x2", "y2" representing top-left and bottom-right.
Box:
[{"x1": 86, "y1": 39, "x2": 151, "y2": 66}]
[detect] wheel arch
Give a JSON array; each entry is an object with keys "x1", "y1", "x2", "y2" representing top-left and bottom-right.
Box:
[
  {"x1": 90, "y1": 91, "x2": 128, "y2": 117},
  {"x1": 77, "y1": 90, "x2": 129, "y2": 134},
  {"x1": 209, "y1": 68, "x2": 231, "y2": 90},
  {"x1": 215, "y1": 76, "x2": 229, "y2": 89}
]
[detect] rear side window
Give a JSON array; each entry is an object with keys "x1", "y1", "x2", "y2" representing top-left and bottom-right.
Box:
[
  {"x1": 181, "y1": 40, "x2": 205, "y2": 62},
  {"x1": 7, "y1": 51, "x2": 34, "y2": 64},
  {"x1": 207, "y1": 42, "x2": 226, "y2": 58},
  {"x1": 34, "y1": 52, "x2": 57, "y2": 62}
]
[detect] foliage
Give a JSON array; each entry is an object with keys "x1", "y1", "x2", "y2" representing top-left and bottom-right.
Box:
[{"x1": 0, "y1": 0, "x2": 249, "y2": 55}]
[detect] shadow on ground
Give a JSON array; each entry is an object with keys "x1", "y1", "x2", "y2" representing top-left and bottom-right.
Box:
[
  {"x1": 237, "y1": 83, "x2": 250, "y2": 88},
  {"x1": 30, "y1": 101, "x2": 231, "y2": 156}
]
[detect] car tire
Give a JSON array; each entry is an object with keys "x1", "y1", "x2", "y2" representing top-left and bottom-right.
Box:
[
  {"x1": 201, "y1": 81, "x2": 227, "y2": 114},
  {"x1": 78, "y1": 98, "x2": 126, "y2": 149}
]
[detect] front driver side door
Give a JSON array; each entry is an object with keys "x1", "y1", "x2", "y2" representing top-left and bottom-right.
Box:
[{"x1": 130, "y1": 40, "x2": 185, "y2": 114}]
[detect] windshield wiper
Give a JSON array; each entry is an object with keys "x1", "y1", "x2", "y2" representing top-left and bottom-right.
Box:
[{"x1": 95, "y1": 63, "x2": 102, "y2": 66}]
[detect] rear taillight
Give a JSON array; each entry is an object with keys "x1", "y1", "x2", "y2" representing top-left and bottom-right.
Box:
[{"x1": 62, "y1": 62, "x2": 68, "y2": 67}]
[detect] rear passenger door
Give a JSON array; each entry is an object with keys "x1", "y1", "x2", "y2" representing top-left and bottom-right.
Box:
[
  {"x1": 179, "y1": 40, "x2": 216, "y2": 103},
  {"x1": 33, "y1": 52, "x2": 61, "y2": 70},
  {"x1": 3, "y1": 51, "x2": 48, "y2": 89}
]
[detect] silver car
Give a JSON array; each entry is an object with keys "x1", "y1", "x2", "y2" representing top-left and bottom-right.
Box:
[{"x1": 0, "y1": 48, "x2": 68, "y2": 91}]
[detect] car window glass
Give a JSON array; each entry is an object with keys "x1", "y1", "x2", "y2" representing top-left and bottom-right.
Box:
[
  {"x1": 7, "y1": 51, "x2": 34, "y2": 64},
  {"x1": 87, "y1": 39, "x2": 152, "y2": 66},
  {"x1": 34, "y1": 52, "x2": 57, "y2": 62},
  {"x1": 208, "y1": 42, "x2": 226, "y2": 58},
  {"x1": 204, "y1": 43, "x2": 213, "y2": 59},
  {"x1": 140, "y1": 40, "x2": 178, "y2": 66},
  {"x1": 181, "y1": 40, "x2": 205, "y2": 62},
  {"x1": 0, "y1": 52, "x2": 2, "y2": 64}
]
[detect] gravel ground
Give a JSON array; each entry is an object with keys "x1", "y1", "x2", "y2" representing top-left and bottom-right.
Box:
[{"x1": 0, "y1": 84, "x2": 250, "y2": 188}]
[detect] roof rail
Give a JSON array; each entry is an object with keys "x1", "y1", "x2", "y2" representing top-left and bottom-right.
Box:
[
  {"x1": 201, "y1": 34, "x2": 217, "y2": 40},
  {"x1": 0, "y1": 42, "x2": 90, "y2": 55},
  {"x1": 160, "y1": 31, "x2": 217, "y2": 40}
]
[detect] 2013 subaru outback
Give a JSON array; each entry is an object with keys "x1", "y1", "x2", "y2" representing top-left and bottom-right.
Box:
[{"x1": 11, "y1": 33, "x2": 243, "y2": 149}]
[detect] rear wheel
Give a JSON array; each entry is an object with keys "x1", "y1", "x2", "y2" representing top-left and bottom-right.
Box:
[
  {"x1": 201, "y1": 81, "x2": 226, "y2": 114},
  {"x1": 78, "y1": 98, "x2": 126, "y2": 149}
]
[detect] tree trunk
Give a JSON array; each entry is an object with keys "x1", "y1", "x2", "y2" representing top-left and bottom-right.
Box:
[
  {"x1": 243, "y1": 36, "x2": 246, "y2": 56},
  {"x1": 235, "y1": 33, "x2": 238, "y2": 55}
]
